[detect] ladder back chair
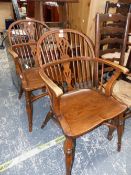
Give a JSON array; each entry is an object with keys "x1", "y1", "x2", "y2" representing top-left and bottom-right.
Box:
[
  {"x1": 105, "y1": 1, "x2": 131, "y2": 15},
  {"x1": 8, "y1": 19, "x2": 49, "y2": 132},
  {"x1": 37, "y1": 29, "x2": 127, "y2": 175},
  {"x1": 95, "y1": 13, "x2": 131, "y2": 66},
  {"x1": 95, "y1": 13, "x2": 131, "y2": 123}
]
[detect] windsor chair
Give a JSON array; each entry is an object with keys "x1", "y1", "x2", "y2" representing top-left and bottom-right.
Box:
[
  {"x1": 37, "y1": 29, "x2": 127, "y2": 175},
  {"x1": 8, "y1": 19, "x2": 49, "y2": 132}
]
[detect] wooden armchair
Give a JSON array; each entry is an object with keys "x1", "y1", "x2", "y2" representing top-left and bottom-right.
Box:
[
  {"x1": 37, "y1": 29, "x2": 127, "y2": 175},
  {"x1": 95, "y1": 13, "x2": 130, "y2": 66},
  {"x1": 8, "y1": 19, "x2": 49, "y2": 132}
]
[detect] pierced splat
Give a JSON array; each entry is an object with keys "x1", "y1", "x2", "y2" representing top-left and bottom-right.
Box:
[
  {"x1": 55, "y1": 34, "x2": 71, "y2": 60},
  {"x1": 62, "y1": 62, "x2": 74, "y2": 91}
]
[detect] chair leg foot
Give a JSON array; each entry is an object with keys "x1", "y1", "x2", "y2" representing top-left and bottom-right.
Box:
[
  {"x1": 19, "y1": 84, "x2": 23, "y2": 99},
  {"x1": 25, "y1": 91, "x2": 33, "y2": 132},
  {"x1": 64, "y1": 137, "x2": 76, "y2": 175},
  {"x1": 117, "y1": 114, "x2": 124, "y2": 152},
  {"x1": 41, "y1": 111, "x2": 53, "y2": 129}
]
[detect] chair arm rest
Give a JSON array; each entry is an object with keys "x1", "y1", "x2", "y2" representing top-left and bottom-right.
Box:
[
  {"x1": 96, "y1": 58, "x2": 129, "y2": 74},
  {"x1": 39, "y1": 69, "x2": 63, "y2": 97},
  {"x1": 8, "y1": 47, "x2": 27, "y2": 84},
  {"x1": 8, "y1": 47, "x2": 18, "y2": 60}
]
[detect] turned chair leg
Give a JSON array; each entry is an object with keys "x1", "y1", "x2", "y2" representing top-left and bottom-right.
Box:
[
  {"x1": 107, "y1": 118, "x2": 117, "y2": 141},
  {"x1": 117, "y1": 114, "x2": 124, "y2": 152},
  {"x1": 64, "y1": 137, "x2": 76, "y2": 175},
  {"x1": 41, "y1": 111, "x2": 53, "y2": 129},
  {"x1": 18, "y1": 84, "x2": 23, "y2": 99},
  {"x1": 25, "y1": 91, "x2": 33, "y2": 132}
]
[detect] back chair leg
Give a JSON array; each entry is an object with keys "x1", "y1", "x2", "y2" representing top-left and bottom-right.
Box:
[
  {"x1": 117, "y1": 114, "x2": 124, "y2": 152},
  {"x1": 25, "y1": 91, "x2": 33, "y2": 132},
  {"x1": 19, "y1": 84, "x2": 23, "y2": 99},
  {"x1": 41, "y1": 110, "x2": 53, "y2": 129},
  {"x1": 107, "y1": 118, "x2": 117, "y2": 141},
  {"x1": 64, "y1": 137, "x2": 76, "y2": 175}
]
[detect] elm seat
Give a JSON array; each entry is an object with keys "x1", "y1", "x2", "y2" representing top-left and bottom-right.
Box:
[
  {"x1": 22, "y1": 68, "x2": 45, "y2": 90},
  {"x1": 60, "y1": 89, "x2": 127, "y2": 137}
]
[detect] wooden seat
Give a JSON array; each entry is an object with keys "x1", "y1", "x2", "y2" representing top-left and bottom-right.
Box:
[
  {"x1": 37, "y1": 29, "x2": 127, "y2": 175},
  {"x1": 60, "y1": 89, "x2": 127, "y2": 137},
  {"x1": 22, "y1": 68, "x2": 45, "y2": 90},
  {"x1": 95, "y1": 13, "x2": 131, "y2": 66},
  {"x1": 8, "y1": 19, "x2": 49, "y2": 132}
]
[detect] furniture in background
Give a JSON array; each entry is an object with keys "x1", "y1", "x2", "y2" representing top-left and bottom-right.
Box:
[
  {"x1": 8, "y1": 19, "x2": 49, "y2": 132},
  {"x1": 95, "y1": 13, "x2": 130, "y2": 66},
  {"x1": 112, "y1": 31, "x2": 131, "y2": 121},
  {"x1": 126, "y1": 33, "x2": 131, "y2": 73},
  {"x1": 33, "y1": 0, "x2": 79, "y2": 28},
  {"x1": 105, "y1": 1, "x2": 131, "y2": 15},
  {"x1": 37, "y1": 29, "x2": 127, "y2": 175},
  {"x1": 95, "y1": 13, "x2": 131, "y2": 125}
]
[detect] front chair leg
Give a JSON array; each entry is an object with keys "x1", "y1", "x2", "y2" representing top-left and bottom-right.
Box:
[
  {"x1": 107, "y1": 118, "x2": 117, "y2": 141},
  {"x1": 41, "y1": 110, "x2": 53, "y2": 129},
  {"x1": 64, "y1": 137, "x2": 76, "y2": 175},
  {"x1": 25, "y1": 91, "x2": 33, "y2": 132},
  {"x1": 117, "y1": 114, "x2": 124, "y2": 152}
]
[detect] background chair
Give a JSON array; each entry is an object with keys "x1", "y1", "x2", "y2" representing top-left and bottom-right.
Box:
[
  {"x1": 8, "y1": 19, "x2": 49, "y2": 132},
  {"x1": 95, "y1": 13, "x2": 131, "y2": 121},
  {"x1": 105, "y1": 1, "x2": 131, "y2": 15},
  {"x1": 37, "y1": 29, "x2": 127, "y2": 175},
  {"x1": 95, "y1": 13, "x2": 130, "y2": 66}
]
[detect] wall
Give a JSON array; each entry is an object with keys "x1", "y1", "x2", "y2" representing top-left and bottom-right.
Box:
[
  {"x1": 86, "y1": 0, "x2": 118, "y2": 43},
  {"x1": 68, "y1": 0, "x2": 91, "y2": 33},
  {"x1": 0, "y1": 2, "x2": 14, "y2": 32},
  {"x1": 68, "y1": 0, "x2": 118, "y2": 43}
]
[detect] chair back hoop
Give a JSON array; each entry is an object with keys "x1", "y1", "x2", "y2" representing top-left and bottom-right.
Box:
[
  {"x1": 37, "y1": 29, "x2": 95, "y2": 66},
  {"x1": 8, "y1": 19, "x2": 49, "y2": 46},
  {"x1": 8, "y1": 19, "x2": 49, "y2": 69}
]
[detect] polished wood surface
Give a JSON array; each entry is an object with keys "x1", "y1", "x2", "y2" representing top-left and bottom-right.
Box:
[
  {"x1": 8, "y1": 19, "x2": 49, "y2": 132},
  {"x1": 37, "y1": 29, "x2": 127, "y2": 175}
]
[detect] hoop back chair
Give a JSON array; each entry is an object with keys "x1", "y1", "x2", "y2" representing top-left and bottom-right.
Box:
[
  {"x1": 8, "y1": 19, "x2": 49, "y2": 132},
  {"x1": 37, "y1": 29, "x2": 127, "y2": 175},
  {"x1": 95, "y1": 13, "x2": 131, "y2": 66}
]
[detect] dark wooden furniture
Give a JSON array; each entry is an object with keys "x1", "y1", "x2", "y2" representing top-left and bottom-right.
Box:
[
  {"x1": 37, "y1": 29, "x2": 127, "y2": 175},
  {"x1": 34, "y1": 0, "x2": 79, "y2": 28},
  {"x1": 95, "y1": 13, "x2": 131, "y2": 66},
  {"x1": 8, "y1": 19, "x2": 49, "y2": 132},
  {"x1": 105, "y1": 1, "x2": 131, "y2": 15}
]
